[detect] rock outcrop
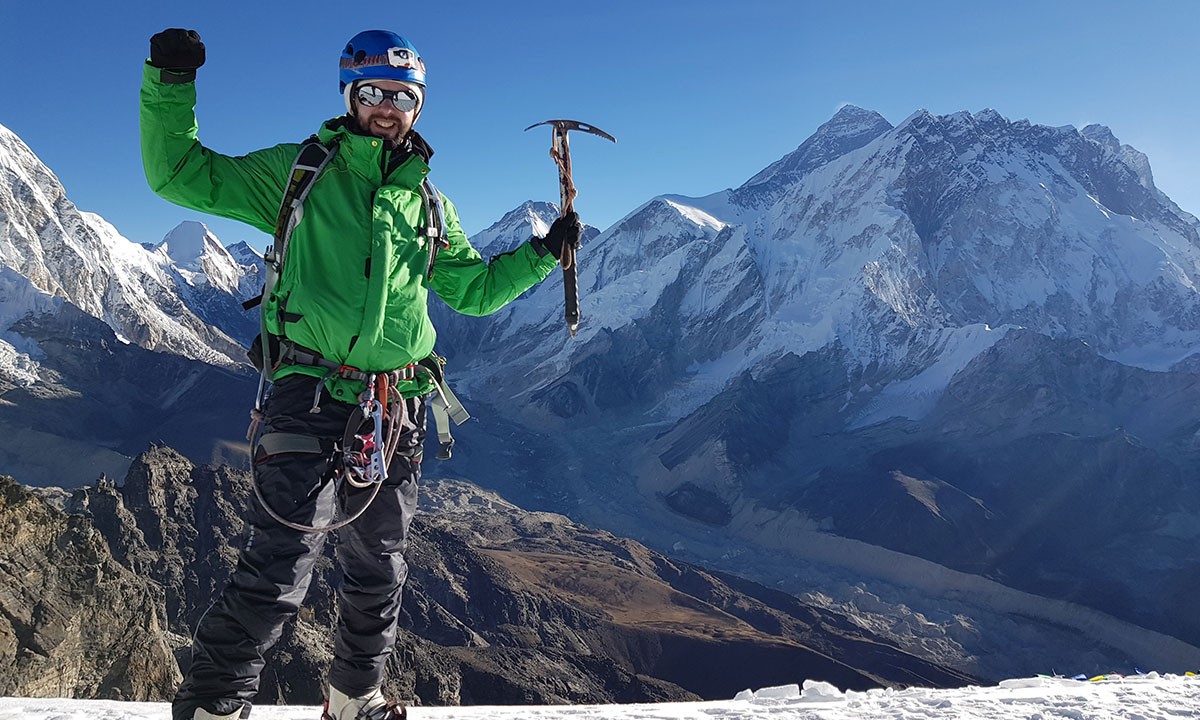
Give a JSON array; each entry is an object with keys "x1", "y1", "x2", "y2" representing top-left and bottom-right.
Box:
[{"x1": 0, "y1": 475, "x2": 180, "y2": 699}]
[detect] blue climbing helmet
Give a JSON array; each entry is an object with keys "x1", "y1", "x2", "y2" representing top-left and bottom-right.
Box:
[
  {"x1": 339, "y1": 30, "x2": 426, "y2": 112},
  {"x1": 339, "y1": 30, "x2": 426, "y2": 91}
]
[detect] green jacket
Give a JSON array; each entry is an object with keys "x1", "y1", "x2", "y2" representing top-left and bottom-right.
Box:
[{"x1": 139, "y1": 64, "x2": 558, "y2": 401}]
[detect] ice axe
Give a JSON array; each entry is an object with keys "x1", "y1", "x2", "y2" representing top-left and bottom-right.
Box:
[{"x1": 525, "y1": 119, "x2": 616, "y2": 336}]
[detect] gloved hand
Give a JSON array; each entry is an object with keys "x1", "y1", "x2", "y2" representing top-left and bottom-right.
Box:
[
  {"x1": 535, "y1": 211, "x2": 582, "y2": 261},
  {"x1": 149, "y1": 28, "x2": 206, "y2": 83}
]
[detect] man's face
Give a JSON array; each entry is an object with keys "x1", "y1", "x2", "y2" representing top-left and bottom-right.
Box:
[{"x1": 352, "y1": 80, "x2": 419, "y2": 147}]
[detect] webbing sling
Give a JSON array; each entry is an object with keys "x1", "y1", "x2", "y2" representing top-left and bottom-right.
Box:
[{"x1": 418, "y1": 354, "x2": 470, "y2": 459}]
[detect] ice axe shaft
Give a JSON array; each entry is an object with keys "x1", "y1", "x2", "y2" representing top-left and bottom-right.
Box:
[{"x1": 525, "y1": 119, "x2": 616, "y2": 336}]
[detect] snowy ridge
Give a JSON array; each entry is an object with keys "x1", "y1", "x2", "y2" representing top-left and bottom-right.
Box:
[
  {"x1": 739, "y1": 104, "x2": 894, "y2": 200},
  {"x1": 2, "y1": 674, "x2": 1197, "y2": 719},
  {"x1": 0, "y1": 122, "x2": 261, "y2": 368}
]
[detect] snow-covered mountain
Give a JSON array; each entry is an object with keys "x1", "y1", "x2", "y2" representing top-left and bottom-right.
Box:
[
  {"x1": 151, "y1": 221, "x2": 264, "y2": 346},
  {"x1": 3, "y1": 106, "x2": 1198, "y2": 677},
  {"x1": 0, "y1": 122, "x2": 259, "y2": 373},
  {"x1": 471, "y1": 200, "x2": 560, "y2": 255},
  {"x1": 0, "y1": 123, "x2": 262, "y2": 486},
  {"x1": 443, "y1": 105, "x2": 1200, "y2": 408},
  {"x1": 430, "y1": 105, "x2": 1200, "y2": 677}
]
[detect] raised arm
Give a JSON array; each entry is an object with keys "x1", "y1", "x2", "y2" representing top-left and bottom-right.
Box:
[{"x1": 139, "y1": 29, "x2": 291, "y2": 234}]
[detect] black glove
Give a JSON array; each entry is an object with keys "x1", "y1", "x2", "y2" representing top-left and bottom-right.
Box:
[
  {"x1": 149, "y1": 29, "x2": 206, "y2": 83},
  {"x1": 534, "y1": 211, "x2": 582, "y2": 261}
]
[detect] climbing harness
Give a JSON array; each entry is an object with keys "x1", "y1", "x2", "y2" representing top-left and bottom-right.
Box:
[{"x1": 249, "y1": 356, "x2": 466, "y2": 534}]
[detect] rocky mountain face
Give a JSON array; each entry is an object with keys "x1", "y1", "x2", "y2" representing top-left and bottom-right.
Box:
[
  {"x1": 0, "y1": 475, "x2": 180, "y2": 699},
  {"x1": 428, "y1": 106, "x2": 1200, "y2": 676},
  {"x1": 0, "y1": 447, "x2": 973, "y2": 704}
]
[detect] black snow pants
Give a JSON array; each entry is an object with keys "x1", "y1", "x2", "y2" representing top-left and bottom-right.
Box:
[{"x1": 173, "y1": 374, "x2": 425, "y2": 720}]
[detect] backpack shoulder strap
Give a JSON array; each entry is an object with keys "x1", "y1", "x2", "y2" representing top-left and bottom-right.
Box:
[
  {"x1": 250, "y1": 135, "x2": 340, "y2": 385},
  {"x1": 271, "y1": 135, "x2": 341, "y2": 253},
  {"x1": 243, "y1": 135, "x2": 340, "y2": 312}
]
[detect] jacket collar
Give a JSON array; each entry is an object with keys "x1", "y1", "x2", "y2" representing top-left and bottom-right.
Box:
[{"x1": 317, "y1": 116, "x2": 434, "y2": 188}]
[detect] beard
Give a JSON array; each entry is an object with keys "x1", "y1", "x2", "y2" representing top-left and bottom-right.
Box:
[{"x1": 350, "y1": 115, "x2": 408, "y2": 150}]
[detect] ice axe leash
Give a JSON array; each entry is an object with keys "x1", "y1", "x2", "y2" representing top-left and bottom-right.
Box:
[{"x1": 524, "y1": 119, "x2": 616, "y2": 336}]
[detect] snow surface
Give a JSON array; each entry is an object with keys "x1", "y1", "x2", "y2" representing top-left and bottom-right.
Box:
[{"x1": 2, "y1": 675, "x2": 1197, "y2": 720}]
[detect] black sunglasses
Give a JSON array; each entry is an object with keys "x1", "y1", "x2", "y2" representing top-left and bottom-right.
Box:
[{"x1": 355, "y1": 84, "x2": 419, "y2": 112}]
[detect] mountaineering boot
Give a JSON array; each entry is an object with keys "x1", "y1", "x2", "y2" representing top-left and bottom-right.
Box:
[
  {"x1": 193, "y1": 706, "x2": 242, "y2": 720},
  {"x1": 323, "y1": 685, "x2": 407, "y2": 720}
]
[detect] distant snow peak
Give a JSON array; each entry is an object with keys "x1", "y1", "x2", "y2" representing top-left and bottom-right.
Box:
[
  {"x1": 156, "y1": 221, "x2": 228, "y2": 267},
  {"x1": 495, "y1": 200, "x2": 559, "y2": 229},
  {"x1": 737, "y1": 105, "x2": 891, "y2": 202},
  {"x1": 825, "y1": 104, "x2": 894, "y2": 136},
  {"x1": 227, "y1": 241, "x2": 264, "y2": 265},
  {"x1": 1081, "y1": 123, "x2": 1159, "y2": 193},
  {"x1": 471, "y1": 200, "x2": 560, "y2": 254},
  {"x1": 972, "y1": 108, "x2": 1005, "y2": 125},
  {"x1": 610, "y1": 196, "x2": 727, "y2": 239},
  {"x1": 153, "y1": 221, "x2": 247, "y2": 296},
  {"x1": 1080, "y1": 123, "x2": 1121, "y2": 151}
]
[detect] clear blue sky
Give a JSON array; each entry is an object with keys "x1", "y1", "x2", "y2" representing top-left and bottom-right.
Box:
[{"x1": 2, "y1": 0, "x2": 1197, "y2": 250}]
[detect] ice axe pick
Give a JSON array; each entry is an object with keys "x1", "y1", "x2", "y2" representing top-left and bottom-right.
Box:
[{"x1": 525, "y1": 119, "x2": 616, "y2": 336}]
